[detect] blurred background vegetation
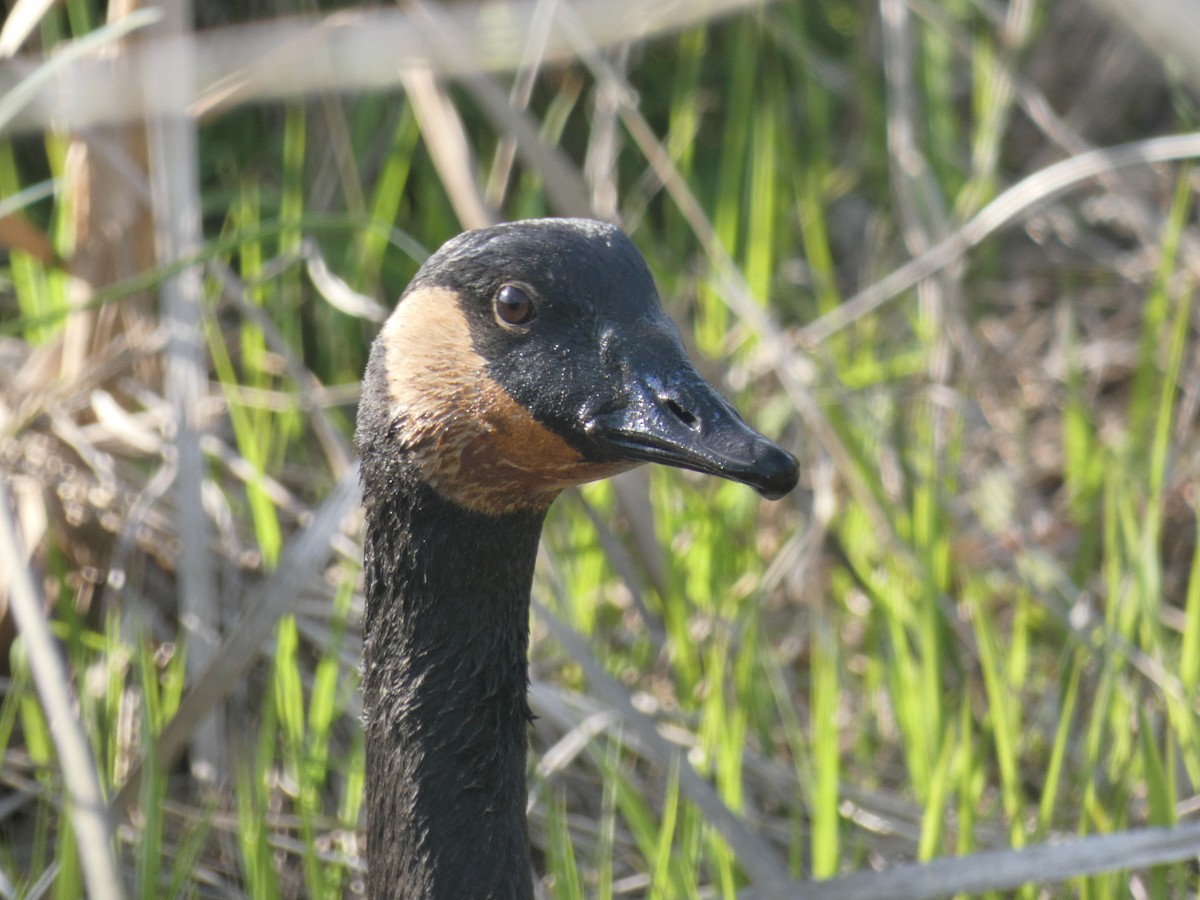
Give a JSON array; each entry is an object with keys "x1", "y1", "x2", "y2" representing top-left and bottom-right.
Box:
[{"x1": 2, "y1": 0, "x2": 1200, "y2": 896}]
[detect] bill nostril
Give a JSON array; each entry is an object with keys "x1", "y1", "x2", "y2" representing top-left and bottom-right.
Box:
[{"x1": 664, "y1": 397, "x2": 700, "y2": 431}]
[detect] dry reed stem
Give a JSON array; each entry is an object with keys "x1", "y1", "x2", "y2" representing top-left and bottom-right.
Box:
[
  {"x1": 0, "y1": 482, "x2": 126, "y2": 900},
  {"x1": 765, "y1": 821, "x2": 1200, "y2": 900},
  {"x1": 145, "y1": 0, "x2": 221, "y2": 781},
  {"x1": 0, "y1": 0, "x2": 779, "y2": 133},
  {"x1": 408, "y1": 0, "x2": 594, "y2": 220},
  {"x1": 1083, "y1": 0, "x2": 1200, "y2": 91},
  {"x1": 801, "y1": 131, "x2": 1200, "y2": 345}
]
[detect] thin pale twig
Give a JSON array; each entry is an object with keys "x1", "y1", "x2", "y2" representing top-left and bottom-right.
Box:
[
  {"x1": 0, "y1": 7, "x2": 160, "y2": 131},
  {"x1": 146, "y1": 0, "x2": 220, "y2": 778},
  {"x1": 0, "y1": 0, "x2": 59, "y2": 57},
  {"x1": 407, "y1": 0, "x2": 593, "y2": 220},
  {"x1": 0, "y1": 0, "x2": 781, "y2": 133},
  {"x1": 1083, "y1": 0, "x2": 1200, "y2": 91},
  {"x1": 801, "y1": 131, "x2": 1200, "y2": 345},
  {"x1": 880, "y1": 0, "x2": 960, "y2": 385},
  {"x1": 0, "y1": 482, "x2": 126, "y2": 900},
  {"x1": 485, "y1": 0, "x2": 560, "y2": 208},
  {"x1": 746, "y1": 821, "x2": 1200, "y2": 900},
  {"x1": 401, "y1": 65, "x2": 496, "y2": 230}
]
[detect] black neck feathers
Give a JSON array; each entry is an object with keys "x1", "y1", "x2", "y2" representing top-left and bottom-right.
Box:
[{"x1": 360, "y1": 459, "x2": 545, "y2": 899}]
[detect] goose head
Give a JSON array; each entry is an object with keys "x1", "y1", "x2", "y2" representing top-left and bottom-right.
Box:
[{"x1": 358, "y1": 218, "x2": 799, "y2": 515}]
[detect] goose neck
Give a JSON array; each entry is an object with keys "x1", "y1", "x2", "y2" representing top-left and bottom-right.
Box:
[{"x1": 361, "y1": 479, "x2": 546, "y2": 898}]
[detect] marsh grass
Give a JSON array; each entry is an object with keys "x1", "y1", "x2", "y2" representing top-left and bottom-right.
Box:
[{"x1": 2, "y1": 0, "x2": 1200, "y2": 896}]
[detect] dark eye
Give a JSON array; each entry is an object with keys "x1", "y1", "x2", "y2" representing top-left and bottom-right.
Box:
[{"x1": 493, "y1": 284, "x2": 536, "y2": 328}]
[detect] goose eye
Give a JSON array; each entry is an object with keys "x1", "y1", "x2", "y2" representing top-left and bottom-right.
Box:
[{"x1": 494, "y1": 284, "x2": 536, "y2": 328}]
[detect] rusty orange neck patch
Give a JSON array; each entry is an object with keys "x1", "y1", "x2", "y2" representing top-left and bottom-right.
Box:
[{"x1": 380, "y1": 286, "x2": 631, "y2": 516}]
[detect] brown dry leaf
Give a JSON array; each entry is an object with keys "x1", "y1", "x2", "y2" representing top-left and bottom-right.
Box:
[{"x1": 0, "y1": 211, "x2": 57, "y2": 265}]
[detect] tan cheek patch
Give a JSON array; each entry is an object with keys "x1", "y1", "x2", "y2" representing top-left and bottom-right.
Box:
[{"x1": 381, "y1": 286, "x2": 632, "y2": 515}]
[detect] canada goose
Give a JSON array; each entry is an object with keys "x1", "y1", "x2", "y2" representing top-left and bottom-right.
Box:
[{"x1": 355, "y1": 218, "x2": 798, "y2": 898}]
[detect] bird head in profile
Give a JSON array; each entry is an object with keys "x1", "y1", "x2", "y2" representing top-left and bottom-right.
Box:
[{"x1": 358, "y1": 218, "x2": 799, "y2": 515}]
